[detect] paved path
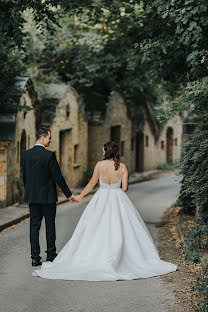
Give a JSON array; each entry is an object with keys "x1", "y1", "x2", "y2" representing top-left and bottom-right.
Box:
[
  {"x1": 128, "y1": 172, "x2": 181, "y2": 223},
  {"x1": 0, "y1": 169, "x2": 161, "y2": 230},
  {"x1": 0, "y1": 173, "x2": 182, "y2": 312}
]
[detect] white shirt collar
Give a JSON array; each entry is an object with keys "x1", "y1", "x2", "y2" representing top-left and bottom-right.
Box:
[{"x1": 35, "y1": 143, "x2": 45, "y2": 148}]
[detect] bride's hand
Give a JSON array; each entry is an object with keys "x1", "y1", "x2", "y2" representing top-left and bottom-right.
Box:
[{"x1": 74, "y1": 195, "x2": 83, "y2": 202}]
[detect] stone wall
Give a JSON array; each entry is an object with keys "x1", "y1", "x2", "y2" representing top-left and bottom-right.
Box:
[
  {"x1": 48, "y1": 86, "x2": 88, "y2": 188},
  {"x1": 88, "y1": 91, "x2": 132, "y2": 172},
  {"x1": 0, "y1": 142, "x2": 10, "y2": 207},
  {"x1": 88, "y1": 91, "x2": 184, "y2": 174},
  {"x1": 142, "y1": 115, "x2": 183, "y2": 170},
  {"x1": 0, "y1": 81, "x2": 184, "y2": 207},
  {"x1": 15, "y1": 92, "x2": 36, "y2": 170},
  {"x1": 0, "y1": 86, "x2": 36, "y2": 207}
]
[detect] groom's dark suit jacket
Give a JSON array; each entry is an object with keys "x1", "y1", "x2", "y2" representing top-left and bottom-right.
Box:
[{"x1": 21, "y1": 145, "x2": 72, "y2": 204}]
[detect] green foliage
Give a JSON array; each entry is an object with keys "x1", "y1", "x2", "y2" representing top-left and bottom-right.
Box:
[
  {"x1": 177, "y1": 179, "x2": 196, "y2": 215},
  {"x1": 190, "y1": 264, "x2": 208, "y2": 312},
  {"x1": 179, "y1": 77, "x2": 208, "y2": 128},
  {"x1": 132, "y1": 2, "x2": 208, "y2": 305},
  {"x1": 135, "y1": 1, "x2": 208, "y2": 255},
  {"x1": 139, "y1": 0, "x2": 208, "y2": 124},
  {"x1": 179, "y1": 130, "x2": 208, "y2": 256},
  {"x1": 0, "y1": 43, "x2": 25, "y2": 113},
  {"x1": 173, "y1": 77, "x2": 208, "y2": 221},
  {"x1": 22, "y1": 2, "x2": 155, "y2": 122},
  {"x1": 141, "y1": 0, "x2": 208, "y2": 83},
  {"x1": 0, "y1": 0, "x2": 59, "y2": 113},
  {"x1": 156, "y1": 161, "x2": 179, "y2": 170}
]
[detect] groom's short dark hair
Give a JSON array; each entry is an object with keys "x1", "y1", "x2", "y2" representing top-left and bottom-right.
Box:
[{"x1": 36, "y1": 127, "x2": 51, "y2": 140}]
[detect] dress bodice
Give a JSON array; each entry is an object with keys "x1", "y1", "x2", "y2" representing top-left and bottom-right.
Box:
[{"x1": 99, "y1": 164, "x2": 124, "y2": 190}]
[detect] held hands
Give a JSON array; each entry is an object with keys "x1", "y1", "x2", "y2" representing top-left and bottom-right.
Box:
[
  {"x1": 69, "y1": 195, "x2": 78, "y2": 203},
  {"x1": 69, "y1": 194, "x2": 83, "y2": 203},
  {"x1": 74, "y1": 195, "x2": 83, "y2": 202}
]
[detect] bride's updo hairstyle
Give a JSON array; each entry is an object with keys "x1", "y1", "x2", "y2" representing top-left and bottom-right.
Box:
[{"x1": 103, "y1": 141, "x2": 120, "y2": 170}]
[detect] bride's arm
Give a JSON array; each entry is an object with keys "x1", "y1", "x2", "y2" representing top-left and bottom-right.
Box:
[
  {"x1": 76, "y1": 161, "x2": 100, "y2": 201},
  {"x1": 122, "y1": 164, "x2": 128, "y2": 192}
]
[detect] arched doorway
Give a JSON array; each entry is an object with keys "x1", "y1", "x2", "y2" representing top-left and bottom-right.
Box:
[
  {"x1": 166, "y1": 127, "x2": 173, "y2": 164},
  {"x1": 19, "y1": 129, "x2": 27, "y2": 203},
  {"x1": 20, "y1": 129, "x2": 26, "y2": 159},
  {"x1": 59, "y1": 129, "x2": 72, "y2": 184},
  {"x1": 135, "y1": 131, "x2": 144, "y2": 172}
]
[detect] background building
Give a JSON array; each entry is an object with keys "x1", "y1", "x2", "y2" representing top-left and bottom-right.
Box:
[
  {"x1": 0, "y1": 79, "x2": 184, "y2": 208},
  {"x1": 38, "y1": 83, "x2": 88, "y2": 189},
  {"x1": 0, "y1": 77, "x2": 37, "y2": 207}
]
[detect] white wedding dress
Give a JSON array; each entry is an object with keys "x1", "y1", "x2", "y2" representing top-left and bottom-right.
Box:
[{"x1": 32, "y1": 164, "x2": 177, "y2": 281}]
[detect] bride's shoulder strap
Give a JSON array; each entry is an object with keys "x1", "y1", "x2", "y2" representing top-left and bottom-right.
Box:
[
  {"x1": 98, "y1": 161, "x2": 101, "y2": 175},
  {"x1": 120, "y1": 163, "x2": 125, "y2": 178}
]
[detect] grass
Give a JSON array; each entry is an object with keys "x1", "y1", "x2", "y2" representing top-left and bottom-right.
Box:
[{"x1": 156, "y1": 161, "x2": 181, "y2": 170}]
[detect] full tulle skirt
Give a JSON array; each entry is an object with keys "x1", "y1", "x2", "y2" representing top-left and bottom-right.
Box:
[{"x1": 32, "y1": 188, "x2": 177, "y2": 281}]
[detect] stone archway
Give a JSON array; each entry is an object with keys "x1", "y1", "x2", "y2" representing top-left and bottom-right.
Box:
[
  {"x1": 166, "y1": 127, "x2": 173, "y2": 164},
  {"x1": 135, "y1": 131, "x2": 144, "y2": 172}
]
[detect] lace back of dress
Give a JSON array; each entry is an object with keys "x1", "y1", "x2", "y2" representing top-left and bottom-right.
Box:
[{"x1": 99, "y1": 163, "x2": 124, "y2": 189}]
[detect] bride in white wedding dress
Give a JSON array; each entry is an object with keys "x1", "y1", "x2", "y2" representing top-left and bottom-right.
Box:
[{"x1": 32, "y1": 141, "x2": 177, "y2": 281}]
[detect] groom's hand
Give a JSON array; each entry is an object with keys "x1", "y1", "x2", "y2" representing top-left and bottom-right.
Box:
[{"x1": 69, "y1": 195, "x2": 79, "y2": 203}]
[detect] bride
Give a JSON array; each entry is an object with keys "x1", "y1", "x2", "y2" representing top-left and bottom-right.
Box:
[{"x1": 32, "y1": 141, "x2": 177, "y2": 281}]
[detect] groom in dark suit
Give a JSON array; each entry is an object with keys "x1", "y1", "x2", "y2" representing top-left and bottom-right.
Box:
[{"x1": 21, "y1": 127, "x2": 77, "y2": 266}]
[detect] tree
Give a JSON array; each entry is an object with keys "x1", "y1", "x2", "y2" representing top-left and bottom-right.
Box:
[
  {"x1": 137, "y1": 3, "x2": 208, "y2": 307},
  {"x1": 0, "y1": 0, "x2": 59, "y2": 112},
  {"x1": 23, "y1": 1, "x2": 157, "y2": 124}
]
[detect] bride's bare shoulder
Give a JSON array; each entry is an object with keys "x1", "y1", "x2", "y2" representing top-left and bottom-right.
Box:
[
  {"x1": 98, "y1": 160, "x2": 108, "y2": 168},
  {"x1": 98, "y1": 160, "x2": 104, "y2": 165},
  {"x1": 96, "y1": 160, "x2": 106, "y2": 168},
  {"x1": 121, "y1": 162, "x2": 128, "y2": 170}
]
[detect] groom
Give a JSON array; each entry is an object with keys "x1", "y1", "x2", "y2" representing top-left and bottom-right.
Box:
[{"x1": 21, "y1": 127, "x2": 78, "y2": 266}]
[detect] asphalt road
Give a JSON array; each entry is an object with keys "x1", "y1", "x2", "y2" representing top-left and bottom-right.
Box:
[{"x1": 0, "y1": 173, "x2": 182, "y2": 312}]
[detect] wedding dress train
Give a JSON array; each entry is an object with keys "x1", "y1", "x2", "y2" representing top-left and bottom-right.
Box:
[{"x1": 32, "y1": 165, "x2": 177, "y2": 281}]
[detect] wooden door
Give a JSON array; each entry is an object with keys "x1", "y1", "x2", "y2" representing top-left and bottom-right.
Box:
[{"x1": 135, "y1": 131, "x2": 144, "y2": 172}]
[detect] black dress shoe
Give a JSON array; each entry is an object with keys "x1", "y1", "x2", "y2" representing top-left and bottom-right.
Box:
[{"x1": 32, "y1": 259, "x2": 42, "y2": 266}]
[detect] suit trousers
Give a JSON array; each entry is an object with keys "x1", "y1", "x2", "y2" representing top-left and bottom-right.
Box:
[{"x1": 29, "y1": 203, "x2": 57, "y2": 260}]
